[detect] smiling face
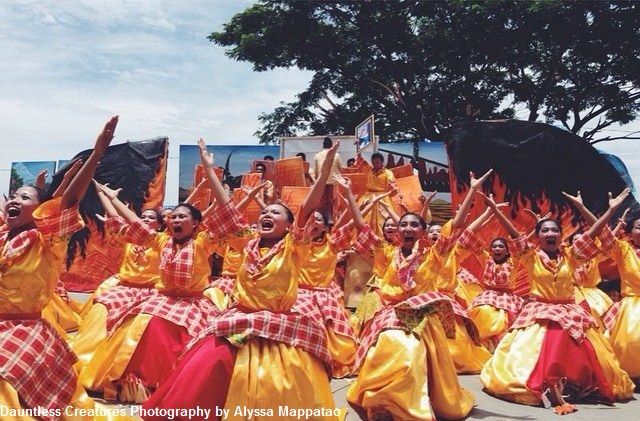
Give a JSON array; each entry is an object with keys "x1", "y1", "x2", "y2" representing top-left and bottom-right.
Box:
[
  {"x1": 258, "y1": 204, "x2": 292, "y2": 240},
  {"x1": 537, "y1": 220, "x2": 562, "y2": 253},
  {"x1": 490, "y1": 238, "x2": 509, "y2": 262},
  {"x1": 170, "y1": 205, "x2": 198, "y2": 242},
  {"x1": 383, "y1": 218, "x2": 397, "y2": 242},
  {"x1": 398, "y1": 214, "x2": 425, "y2": 250},
  {"x1": 141, "y1": 209, "x2": 161, "y2": 231},
  {"x1": 5, "y1": 186, "x2": 40, "y2": 231}
]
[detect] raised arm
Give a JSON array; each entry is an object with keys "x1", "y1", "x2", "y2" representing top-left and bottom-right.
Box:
[
  {"x1": 52, "y1": 159, "x2": 83, "y2": 198},
  {"x1": 584, "y1": 188, "x2": 631, "y2": 239},
  {"x1": 419, "y1": 191, "x2": 437, "y2": 223},
  {"x1": 184, "y1": 178, "x2": 208, "y2": 206},
  {"x1": 197, "y1": 138, "x2": 229, "y2": 206},
  {"x1": 334, "y1": 174, "x2": 365, "y2": 231},
  {"x1": 94, "y1": 180, "x2": 119, "y2": 218},
  {"x1": 612, "y1": 207, "x2": 630, "y2": 237},
  {"x1": 451, "y1": 169, "x2": 493, "y2": 231},
  {"x1": 95, "y1": 181, "x2": 140, "y2": 225},
  {"x1": 298, "y1": 141, "x2": 340, "y2": 227},
  {"x1": 237, "y1": 182, "x2": 267, "y2": 212},
  {"x1": 482, "y1": 193, "x2": 520, "y2": 238},
  {"x1": 61, "y1": 116, "x2": 118, "y2": 209},
  {"x1": 562, "y1": 191, "x2": 597, "y2": 225}
]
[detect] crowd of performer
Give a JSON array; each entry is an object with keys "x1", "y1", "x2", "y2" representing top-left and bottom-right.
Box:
[{"x1": 1, "y1": 116, "x2": 640, "y2": 420}]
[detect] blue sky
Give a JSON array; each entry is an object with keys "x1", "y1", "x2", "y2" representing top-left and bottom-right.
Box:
[{"x1": 0, "y1": 1, "x2": 638, "y2": 204}]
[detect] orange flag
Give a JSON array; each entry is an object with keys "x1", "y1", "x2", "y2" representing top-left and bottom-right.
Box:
[{"x1": 280, "y1": 186, "x2": 311, "y2": 218}]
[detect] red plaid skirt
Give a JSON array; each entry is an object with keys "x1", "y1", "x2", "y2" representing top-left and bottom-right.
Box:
[
  {"x1": 196, "y1": 306, "x2": 332, "y2": 366},
  {"x1": 472, "y1": 289, "x2": 524, "y2": 322},
  {"x1": 602, "y1": 301, "x2": 621, "y2": 332},
  {"x1": 0, "y1": 318, "x2": 77, "y2": 420},
  {"x1": 354, "y1": 292, "x2": 453, "y2": 369},
  {"x1": 510, "y1": 299, "x2": 595, "y2": 342},
  {"x1": 97, "y1": 287, "x2": 218, "y2": 338}
]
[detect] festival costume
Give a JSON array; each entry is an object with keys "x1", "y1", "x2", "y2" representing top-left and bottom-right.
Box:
[
  {"x1": 42, "y1": 278, "x2": 83, "y2": 336},
  {"x1": 573, "y1": 255, "x2": 613, "y2": 331},
  {"x1": 601, "y1": 228, "x2": 640, "y2": 379},
  {"x1": 459, "y1": 229, "x2": 525, "y2": 342},
  {"x1": 79, "y1": 216, "x2": 220, "y2": 402},
  {"x1": 71, "y1": 216, "x2": 161, "y2": 373},
  {"x1": 0, "y1": 198, "x2": 94, "y2": 420},
  {"x1": 481, "y1": 233, "x2": 634, "y2": 405},
  {"x1": 143, "y1": 202, "x2": 339, "y2": 420},
  {"x1": 347, "y1": 227, "x2": 475, "y2": 420},
  {"x1": 430, "y1": 225, "x2": 491, "y2": 374}
]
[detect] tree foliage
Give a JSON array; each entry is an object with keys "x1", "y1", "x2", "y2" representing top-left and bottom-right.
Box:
[{"x1": 210, "y1": 1, "x2": 640, "y2": 144}]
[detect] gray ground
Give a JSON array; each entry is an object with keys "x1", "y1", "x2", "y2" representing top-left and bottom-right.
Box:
[
  {"x1": 70, "y1": 293, "x2": 640, "y2": 420},
  {"x1": 332, "y1": 376, "x2": 640, "y2": 420}
]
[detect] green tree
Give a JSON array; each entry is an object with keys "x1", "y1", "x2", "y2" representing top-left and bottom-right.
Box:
[{"x1": 210, "y1": 1, "x2": 640, "y2": 144}]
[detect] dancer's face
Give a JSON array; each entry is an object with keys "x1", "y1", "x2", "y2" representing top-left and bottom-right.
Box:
[
  {"x1": 631, "y1": 219, "x2": 640, "y2": 248},
  {"x1": 141, "y1": 209, "x2": 160, "y2": 231},
  {"x1": 171, "y1": 206, "x2": 198, "y2": 241},
  {"x1": 258, "y1": 204, "x2": 291, "y2": 240},
  {"x1": 383, "y1": 218, "x2": 397, "y2": 242},
  {"x1": 537, "y1": 220, "x2": 561, "y2": 253},
  {"x1": 309, "y1": 211, "x2": 328, "y2": 240},
  {"x1": 398, "y1": 214, "x2": 425, "y2": 249},
  {"x1": 491, "y1": 239, "x2": 509, "y2": 262},
  {"x1": 427, "y1": 224, "x2": 442, "y2": 242},
  {"x1": 5, "y1": 186, "x2": 40, "y2": 230}
]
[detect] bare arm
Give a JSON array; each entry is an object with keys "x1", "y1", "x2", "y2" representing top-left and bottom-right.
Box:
[
  {"x1": 451, "y1": 169, "x2": 493, "y2": 231},
  {"x1": 184, "y1": 178, "x2": 208, "y2": 205},
  {"x1": 94, "y1": 181, "x2": 119, "y2": 218},
  {"x1": 612, "y1": 207, "x2": 630, "y2": 237},
  {"x1": 562, "y1": 191, "x2": 597, "y2": 225},
  {"x1": 237, "y1": 183, "x2": 267, "y2": 212},
  {"x1": 52, "y1": 159, "x2": 83, "y2": 198},
  {"x1": 95, "y1": 181, "x2": 140, "y2": 225},
  {"x1": 62, "y1": 116, "x2": 118, "y2": 209},
  {"x1": 584, "y1": 188, "x2": 631, "y2": 239},
  {"x1": 334, "y1": 174, "x2": 365, "y2": 231},
  {"x1": 482, "y1": 193, "x2": 520, "y2": 238},
  {"x1": 197, "y1": 138, "x2": 229, "y2": 206},
  {"x1": 298, "y1": 142, "x2": 340, "y2": 227}
]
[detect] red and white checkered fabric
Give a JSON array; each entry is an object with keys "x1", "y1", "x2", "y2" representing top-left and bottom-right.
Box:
[
  {"x1": 198, "y1": 306, "x2": 332, "y2": 365},
  {"x1": 35, "y1": 203, "x2": 83, "y2": 240},
  {"x1": 0, "y1": 318, "x2": 77, "y2": 420},
  {"x1": 457, "y1": 267, "x2": 480, "y2": 285},
  {"x1": 158, "y1": 237, "x2": 196, "y2": 289},
  {"x1": 201, "y1": 202, "x2": 248, "y2": 238},
  {"x1": 208, "y1": 276, "x2": 235, "y2": 295},
  {"x1": 471, "y1": 289, "x2": 524, "y2": 321},
  {"x1": 94, "y1": 284, "x2": 157, "y2": 336},
  {"x1": 510, "y1": 299, "x2": 595, "y2": 342},
  {"x1": 54, "y1": 277, "x2": 71, "y2": 303},
  {"x1": 354, "y1": 292, "x2": 453, "y2": 368},
  {"x1": 602, "y1": 301, "x2": 621, "y2": 332},
  {"x1": 101, "y1": 290, "x2": 218, "y2": 338},
  {"x1": 295, "y1": 287, "x2": 355, "y2": 340}
]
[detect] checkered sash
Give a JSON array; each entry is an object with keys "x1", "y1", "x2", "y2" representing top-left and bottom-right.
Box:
[
  {"x1": 159, "y1": 238, "x2": 195, "y2": 289},
  {"x1": 0, "y1": 318, "x2": 77, "y2": 420},
  {"x1": 471, "y1": 289, "x2": 524, "y2": 322},
  {"x1": 602, "y1": 301, "x2": 621, "y2": 332},
  {"x1": 94, "y1": 284, "x2": 158, "y2": 336},
  {"x1": 198, "y1": 307, "x2": 331, "y2": 365},
  {"x1": 54, "y1": 277, "x2": 71, "y2": 303},
  {"x1": 354, "y1": 292, "x2": 453, "y2": 368},
  {"x1": 458, "y1": 267, "x2": 480, "y2": 285},
  {"x1": 209, "y1": 276, "x2": 235, "y2": 295},
  {"x1": 201, "y1": 202, "x2": 249, "y2": 238},
  {"x1": 510, "y1": 299, "x2": 595, "y2": 342},
  {"x1": 294, "y1": 287, "x2": 355, "y2": 340}
]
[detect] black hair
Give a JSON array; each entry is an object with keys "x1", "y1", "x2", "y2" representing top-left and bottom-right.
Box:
[
  {"x1": 491, "y1": 237, "x2": 509, "y2": 248},
  {"x1": 598, "y1": 278, "x2": 621, "y2": 294},
  {"x1": 399, "y1": 213, "x2": 427, "y2": 230},
  {"x1": 24, "y1": 184, "x2": 51, "y2": 203},
  {"x1": 256, "y1": 163, "x2": 266, "y2": 171},
  {"x1": 263, "y1": 155, "x2": 275, "y2": 161},
  {"x1": 371, "y1": 152, "x2": 384, "y2": 162},
  {"x1": 174, "y1": 202, "x2": 203, "y2": 223},
  {"x1": 270, "y1": 202, "x2": 295, "y2": 223},
  {"x1": 624, "y1": 216, "x2": 640, "y2": 234},
  {"x1": 323, "y1": 137, "x2": 332, "y2": 149},
  {"x1": 347, "y1": 158, "x2": 355, "y2": 166},
  {"x1": 535, "y1": 218, "x2": 562, "y2": 235},
  {"x1": 66, "y1": 224, "x2": 90, "y2": 270},
  {"x1": 296, "y1": 152, "x2": 306, "y2": 161},
  {"x1": 314, "y1": 210, "x2": 331, "y2": 226}
]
